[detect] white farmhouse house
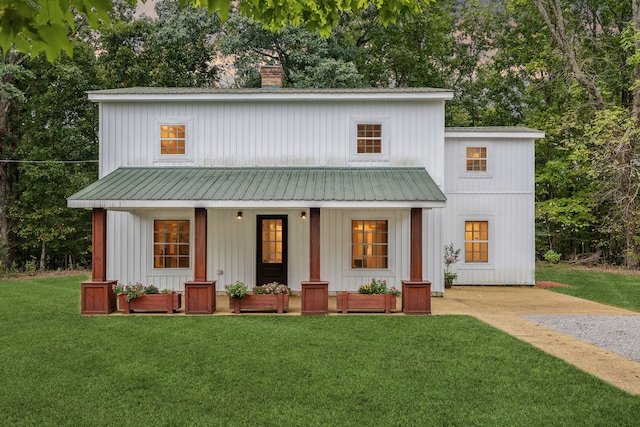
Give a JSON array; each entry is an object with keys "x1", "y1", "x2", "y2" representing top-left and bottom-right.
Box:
[{"x1": 69, "y1": 68, "x2": 543, "y2": 314}]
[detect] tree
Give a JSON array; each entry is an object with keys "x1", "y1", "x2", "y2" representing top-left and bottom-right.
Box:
[
  {"x1": 218, "y1": 12, "x2": 364, "y2": 88},
  {"x1": 97, "y1": 0, "x2": 220, "y2": 88},
  {"x1": 0, "y1": 50, "x2": 32, "y2": 268},
  {"x1": 10, "y1": 43, "x2": 100, "y2": 270},
  {"x1": 0, "y1": 0, "x2": 434, "y2": 62},
  {"x1": 530, "y1": 0, "x2": 640, "y2": 267}
]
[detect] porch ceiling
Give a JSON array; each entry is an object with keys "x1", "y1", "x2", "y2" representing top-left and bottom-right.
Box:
[{"x1": 67, "y1": 166, "x2": 446, "y2": 209}]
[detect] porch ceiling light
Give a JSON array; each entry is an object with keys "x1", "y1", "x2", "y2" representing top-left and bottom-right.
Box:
[
  {"x1": 301, "y1": 211, "x2": 307, "y2": 219},
  {"x1": 237, "y1": 211, "x2": 243, "y2": 219}
]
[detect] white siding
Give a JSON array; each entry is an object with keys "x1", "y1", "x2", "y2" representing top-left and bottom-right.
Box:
[
  {"x1": 107, "y1": 207, "x2": 427, "y2": 292},
  {"x1": 96, "y1": 95, "x2": 540, "y2": 290},
  {"x1": 319, "y1": 209, "x2": 413, "y2": 293},
  {"x1": 97, "y1": 100, "x2": 447, "y2": 186},
  {"x1": 442, "y1": 135, "x2": 536, "y2": 285},
  {"x1": 107, "y1": 209, "x2": 194, "y2": 291}
]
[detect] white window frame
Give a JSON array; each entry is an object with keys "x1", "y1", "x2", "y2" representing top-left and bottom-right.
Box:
[
  {"x1": 154, "y1": 117, "x2": 194, "y2": 163},
  {"x1": 344, "y1": 211, "x2": 395, "y2": 276},
  {"x1": 461, "y1": 216, "x2": 493, "y2": 267},
  {"x1": 148, "y1": 213, "x2": 193, "y2": 275},
  {"x1": 465, "y1": 146, "x2": 488, "y2": 174},
  {"x1": 349, "y1": 116, "x2": 390, "y2": 162}
]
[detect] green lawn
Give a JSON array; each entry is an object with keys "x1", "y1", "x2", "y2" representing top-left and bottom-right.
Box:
[
  {"x1": 536, "y1": 263, "x2": 640, "y2": 312},
  {"x1": 1, "y1": 275, "x2": 639, "y2": 426}
]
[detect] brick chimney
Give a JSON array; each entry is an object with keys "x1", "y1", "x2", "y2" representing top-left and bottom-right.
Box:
[{"x1": 260, "y1": 65, "x2": 283, "y2": 88}]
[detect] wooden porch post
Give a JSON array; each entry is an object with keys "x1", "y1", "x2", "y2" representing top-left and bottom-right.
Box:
[
  {"x1": 92, "y1": 208, "x2": 107, "y2": 282},
  {"x1": 402, "y1": 208, "x2": 431, "y2": 314},
  {"x1": 185, "y1": 208, "x2": 216, "y2": 314},
  {"x1": 81, "y1": 208, "x2": 117, "y2": 315},
  {"x1": 309, "y1": 207, "x2": 321, "y2": 281},
  {"x1": 410, "y1": 207, "x2": 423, "y2": 281},
  {"x1": 194, "y1": 208, "x2": 207, "y2": 282},
  {"x1": 301, "y1": 207, "x2": 329, "y2": 315}
]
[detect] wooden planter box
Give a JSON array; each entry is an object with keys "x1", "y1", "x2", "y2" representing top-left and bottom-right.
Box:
[
  {"x1": 336, "y1": 292, "x2": 397, "y2": 314},
  {"x1": 119, "y1": 292, "x2": 182, "y2": 314},
  {"x1": 81, "y1": 281, "x2": 117, "y2": 315},
  {"x1": 402, "y1": 280, "x2": 431, "y2": 315},
  {"x1": 229, "y1": 293, "x2": 289, "y2": 314},
  {"x1": 301, "y1": 281, "x2": 329, "y2": 315},
  {"x1": 184, "y1": 281, "x2": 216, "y2": 314}
]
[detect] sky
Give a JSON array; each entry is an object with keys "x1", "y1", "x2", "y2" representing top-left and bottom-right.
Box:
[{"x1": 136, "y1": 0, "x2": 158, "y2": 18}]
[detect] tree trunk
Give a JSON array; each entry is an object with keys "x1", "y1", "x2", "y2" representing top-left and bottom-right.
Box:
[
  {"x1": 532, "y1": 0, "x2": 606, "y2": 110},
  {"x1": 39, "y1": 240, "x2": 46, "y2": 271}
]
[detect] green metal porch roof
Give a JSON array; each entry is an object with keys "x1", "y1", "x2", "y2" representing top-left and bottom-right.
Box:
[{"x1": 67, "y1": 167, "x2": 446, "y2": 209}]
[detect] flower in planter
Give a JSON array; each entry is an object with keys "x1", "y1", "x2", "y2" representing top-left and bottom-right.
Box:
[
  {"x1": 112, "y1": 282, "x2": 173, "y2": 302},
  {"x1": 253, "y1": 281, "x2": 289, "y2": 295},
  {"x1": 112, "y1": 282, "x2": 149, "y2": 302},
  {"x1": 444, "y1": 242, "x2": 461, "y2": 283},
  {"x1": 357, "y1": 278, "x2": 400, "y2": 296},
  {"x1": 224, "y1": 281, "x2": 248, "y2": 298}
]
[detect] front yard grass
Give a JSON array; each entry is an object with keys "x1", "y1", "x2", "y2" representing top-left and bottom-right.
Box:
[
  {"x1": 536, "y1": 263, "x2": 640, "y2": 312},
  {"x1": 1, "y1": 274, "x2": 639, "y2": 426}
]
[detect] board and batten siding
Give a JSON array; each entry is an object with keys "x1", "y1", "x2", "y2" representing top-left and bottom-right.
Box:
[
  {"x1": 97, "y1": 100, "x2": 446, "y2": 185},
  {"x1": 107, "y1": 209, "x2": 194, "y2": 291},
  {"x1": 442, "y1": 131, "x2": 538, "y2": 285},
  {"x1": 105, "y1": 207, "x2": 434, "y2": 292}
]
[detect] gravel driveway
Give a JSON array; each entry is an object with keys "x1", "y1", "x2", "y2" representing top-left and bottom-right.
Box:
[{"x1": 521, "y1": 315, "x2": 640, "y2": 363}]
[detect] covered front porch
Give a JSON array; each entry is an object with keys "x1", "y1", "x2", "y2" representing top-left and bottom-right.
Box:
[{"x1": 68, "y1": 167, "x2": 446, "y2": 315}]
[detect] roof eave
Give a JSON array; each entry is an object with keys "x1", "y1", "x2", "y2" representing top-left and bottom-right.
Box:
[
  {"x1": 445, "y1": 127, "x2": 545, "y2": 139},
  {"x1": 67, "y1": 200, "x2": 447, "y2": 210},
  {"x1": 87, "y1": 91, "x2": 454, "y2": 103}
]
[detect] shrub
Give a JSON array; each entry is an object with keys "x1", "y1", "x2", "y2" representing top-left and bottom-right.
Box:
[
  {"x1": 253, "y1": 282, "x2": 289, "y2": 294},
  {"x1": 225, "y1": 281, "x2": 248, "y2": 298},
  {"x1": 358, "y1": 278, "x2": 400, "y2": 296},
  {"x1": 544, "y1": 249, "x2": 561, "y2": 264}
]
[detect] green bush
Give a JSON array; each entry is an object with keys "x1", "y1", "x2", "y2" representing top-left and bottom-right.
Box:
[
  {"x1": 24, "y1": 259, "x2": 37, "y2": 275},
  {"x1": 543, "y1": 249, "x2": 561, "y2": 264}
]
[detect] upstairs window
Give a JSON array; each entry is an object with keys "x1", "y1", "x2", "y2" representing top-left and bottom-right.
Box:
[
  {"x1": 154, "y1": 220, "x2": 190, "y2": 268},
  {"x1": 160, "y1": 124, "x2": 186, "y2": 155},
  {"x1": 466, "y1": 147, "x2": 487, "y2": 172},
  {"x1": 465, "y1": 220, "x2": 488, "y2": 263},
  {"x1": 357, "y1": 124, "x2": 382, "y2": 154},
  {"x1": 351, "y1": 220, "x2": 388, "y2": 269}
]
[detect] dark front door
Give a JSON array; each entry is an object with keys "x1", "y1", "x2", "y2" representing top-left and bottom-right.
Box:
[{"x1": 257, "y1": 215, "x2": 288, "y2": 286}]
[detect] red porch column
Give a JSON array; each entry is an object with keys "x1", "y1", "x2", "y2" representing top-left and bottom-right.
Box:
[
  {"x1": 301, "y1": 208, "x2": 329, "y2": 315},
  {"x1": 402, "y1": 208, "x2": 431, "y2": 314},
  {"x1": 81, "y1": 208, "x2": 117, "y2": 315},
  {"x1": 185, "y1": 208, "x2": 216, "y2": 314},
  {"x1": 193, "y1": 207, "x2": 207, "y2": 282},
  {"x1": 309, "y1": 207, "x2": 321, "y2": 281},
  {"x1": 92, "y1": 207, "x2": 107, "y2": 282},
  {"x1": 410, "y1": 207, "x2": 423, "y2": 281}
]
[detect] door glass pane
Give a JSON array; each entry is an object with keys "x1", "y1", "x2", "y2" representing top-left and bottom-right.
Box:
[{"x1": 262, "y1": 219, "x2": 282, "y2": 264}]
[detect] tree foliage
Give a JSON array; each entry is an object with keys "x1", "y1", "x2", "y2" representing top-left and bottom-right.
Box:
[
  {"x1": 0, "y1": 0, "x2": 433, "y2": 62},
  {"x1": 97, "y1": 0, "x2": 220, "y2": 87}
]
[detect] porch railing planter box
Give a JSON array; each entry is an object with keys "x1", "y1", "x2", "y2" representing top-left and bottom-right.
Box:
[
  {"x1": 119, "y1": 292, "x2": 182, "y2": 314},
  {"x1": 301, "y1": 281, "x2": 329, "y2": 315},
  {"x1": 81, "y1": 280, "x2": 118, "y2": 315},
  {"x1": 184, "y1": 281, "x2": 216, "y2": 314},
  {"x1": 336, "y1": 292, "x2": 397, "y2": 314},
  {"x1": 401, "y1": 280, "x2": 431, "y2": 315},
  {"x1": 229, "y1": 293, "x2": 289, "y2": 314}
]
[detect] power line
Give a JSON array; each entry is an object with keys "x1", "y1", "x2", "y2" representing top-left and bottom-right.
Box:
[{"x1": 0, "y1": 159, "x2": 98, "y2": 164}]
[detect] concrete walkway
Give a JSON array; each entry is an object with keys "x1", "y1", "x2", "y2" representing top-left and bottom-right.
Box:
[{"x1": 433, "y1": 287, "x2": 640, "y2": 395}]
